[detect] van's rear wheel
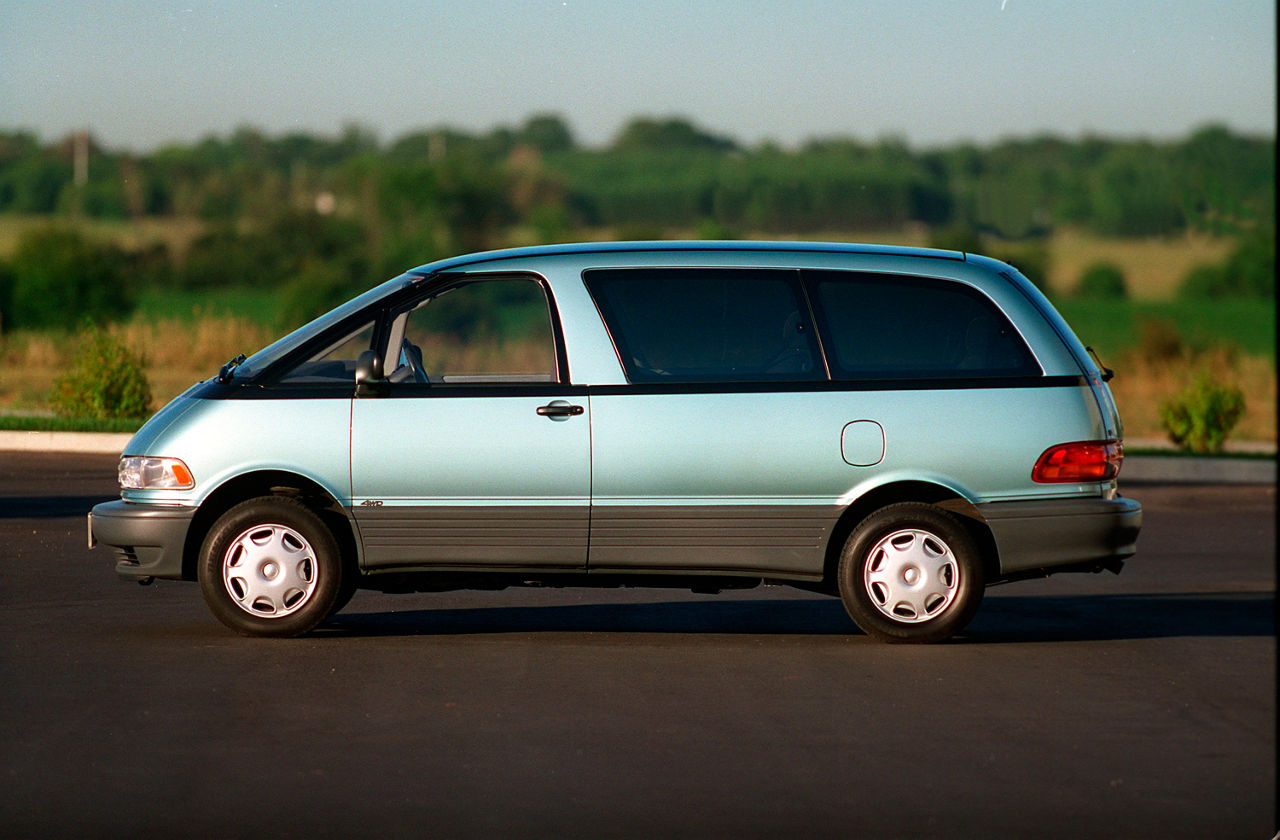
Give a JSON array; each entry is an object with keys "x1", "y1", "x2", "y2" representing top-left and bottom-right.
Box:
[
  {"x1": 838, "y1": 503, "x2": 983, "y2": 643},
  {"x1": 198, "y1": 497, "x2": 344, "y2": 637}
]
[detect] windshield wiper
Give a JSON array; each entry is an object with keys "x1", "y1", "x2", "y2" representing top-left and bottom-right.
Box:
[{"x1": 218, "y1": 353, "x2": 247, "y2": 384}]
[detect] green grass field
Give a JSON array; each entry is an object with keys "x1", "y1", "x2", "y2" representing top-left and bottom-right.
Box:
[
  {"x1": 1055, "y1": 298, "x2": 1276, "y2": 360},
  {"x1": 0, "y1": 413, "x2": 144, "y2": 433},
  {"x1": 133, "y1": 286, "x2": 282, "y2": 325}
]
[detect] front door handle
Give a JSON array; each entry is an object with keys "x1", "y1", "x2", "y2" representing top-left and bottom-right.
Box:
[{"x1": 536, "y1": 402, "x2": 585, "y2": 419}]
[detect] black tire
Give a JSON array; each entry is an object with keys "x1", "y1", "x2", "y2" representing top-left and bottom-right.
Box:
[
  {"x1": 198, "y1": 496, "x2": 344, "y2": 637},
  {"x1": 837, "y1": 502, "x2": 984, "y2": 644},
  {"x1": 326, "y1": 565, "x2": 359, "y2": 620}
]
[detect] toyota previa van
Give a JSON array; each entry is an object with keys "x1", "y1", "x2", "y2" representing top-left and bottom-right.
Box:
[{"x1": 90, "y1": 242, "x2": 1141, "y2": 643}]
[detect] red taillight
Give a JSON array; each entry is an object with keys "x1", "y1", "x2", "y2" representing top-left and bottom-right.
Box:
[{"x1": 1032, "y1": 440, "x2": 1123, "y2": 483}]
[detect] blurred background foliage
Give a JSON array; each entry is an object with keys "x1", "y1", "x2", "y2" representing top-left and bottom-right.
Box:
[
  {"x1": 0, "y1": 116, "x2": 1273, "y2": 331},
  {"x1": 0, "y1": 115, "x2": 1274, "y2": 442}
]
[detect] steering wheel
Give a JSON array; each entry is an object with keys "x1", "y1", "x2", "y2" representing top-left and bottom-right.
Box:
[{"x1": 400, "y1": 338, "x2": 429, "y2": 383}]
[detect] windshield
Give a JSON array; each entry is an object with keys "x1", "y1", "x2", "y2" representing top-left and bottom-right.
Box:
[{"x1": 232, "y1": 275, "x2": 411, "y2": 380}]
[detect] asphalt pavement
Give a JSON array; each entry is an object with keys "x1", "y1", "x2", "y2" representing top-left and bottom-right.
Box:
[{"x1": 0, "y1": 451, "x2": 1275, "y2": 839}]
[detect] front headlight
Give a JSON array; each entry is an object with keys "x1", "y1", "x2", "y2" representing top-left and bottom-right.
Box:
[{"x1": 119, "y1": 456, "x2": 195, "y2": 490}]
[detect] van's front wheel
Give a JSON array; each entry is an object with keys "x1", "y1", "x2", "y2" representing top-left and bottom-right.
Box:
[
  {"x1": 198, "y1": 497, "x2": 344, "y2": 637},
  {"x1": 838, "y1": 503, "x2": 984, "y2": 643}
]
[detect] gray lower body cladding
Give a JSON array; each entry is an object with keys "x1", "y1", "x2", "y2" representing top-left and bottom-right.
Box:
[
  {"x1": 353, "y1": 504, "x2": 835, "y2": 579},
  {"x1": 89, "y1": 500, "x2": 194, "y2": 580},
  {"x1": 977, "y1": 495, "x2": 1142, "y2": 575}
]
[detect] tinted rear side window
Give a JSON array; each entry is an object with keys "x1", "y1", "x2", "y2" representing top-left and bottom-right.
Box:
[
  {"x1": 585, "y1": 268, "x2": 822, "y2": 383},
  {"x1": 807, "y1": 270, "x2": 1040, "y2": 379}
]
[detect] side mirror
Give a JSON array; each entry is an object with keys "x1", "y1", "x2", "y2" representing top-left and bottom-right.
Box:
[{"x1": 355, "y1": 350, "x2": 387, "y2": 397}]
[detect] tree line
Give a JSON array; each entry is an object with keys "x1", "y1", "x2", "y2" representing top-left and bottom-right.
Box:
[
  {"x1": 2, "y1": 116, "x2": 1273, "y2": 236},
  {"x1": 0, "y1": 116, "x2": 1274, "y2": 331}
]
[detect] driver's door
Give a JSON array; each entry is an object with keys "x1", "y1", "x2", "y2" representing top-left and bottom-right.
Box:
[{"x1": 351, "y1": 276, "x2": 590, "y2": 570}]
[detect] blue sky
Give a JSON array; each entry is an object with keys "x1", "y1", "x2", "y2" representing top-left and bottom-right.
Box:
[{"x1": 2, "y1": 0, "x2": 1275, "y2": 151}]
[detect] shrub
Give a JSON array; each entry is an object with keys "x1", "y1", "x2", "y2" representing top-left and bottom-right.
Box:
[
  {"x1": 529, "y1": 204, "x2": 572, "y2": 244},
  {"x1": 275, "y1": 258, "x2": 362, "y2": 331},
  {"x1": 1135, "y1": 319, "x2": 1187, "y2": 364},
  {"x1": 4, "y1": 227, "x2": 134, "y2": 330},
  {"x1": 695, "y1": 218, "x2": 740, "y2": 240},
  {"x1": 1086, "y1": 146, "x2": 1186, "y2": 236},
  {"x1": 1077, "y1": 261, "x2": 1128, "y2": 299},
  {"x1": 179, "y1": 211, "x2": 369, "y2": 290},
  {"x1": 1179, "y1": 229, "x2": 1276, "y2": 299},
  {"x1": 0, "y1": 259, "x2": 14, "y2": 332},
  {"x1": 1158, "y1": 374, "x2": 1246, "y2": 453},
  {"x1": 1222, "y1": 229, "x2": 1275, "y2": 298},
  {"x1": 928, "y1": 224, "x2": 983, "y2": 254},
  {"x1": 614, "y1": 224, "x2": 665, "y2": 241},
  {"x1": 179, "y1": 225, "x2": 268, "y2": 289},
  {"x1": 49, "y1": 328, "x2": 152, "y2": 419},
  {"x1": 1179, "y1": 263, "x2": 1228, "y2": 299}
]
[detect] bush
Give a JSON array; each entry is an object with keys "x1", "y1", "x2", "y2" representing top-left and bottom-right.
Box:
[
  {"x1": 1179, "y1": 263, "x2": 1228, "y2": 299},
  {"x1": 1220, "y1": 229, "x2": 1275, "y2": 298},
  {"x1": 3, "y1": 227, "x2": 135, "y2": 330},
  {"x1": 928, "y1": 224, "x2": 983, "y2": 254},
  {"x1": 695, "y1": 218, "x2": 740, "y2": 240},
  {"x1": 0, "y1": 260, "x2": 14, "y2": 332},
  {"x1": 1077, "y1": 262, "x2": 1128, "y2": 299},
  {"x1": 1086, "y1": 145, "x2": 1186, "y2": 236},
  {"x1": 1158, "y1": 374, "x2": 1246, "y2": 453},
  {"x1": 179, "y1": 211, "x2": 369, "y2": 290},
  {"x1": 49, "y1": 328, "x2": 152, "y2": 419},
  {"x1": 179, "y1": 226, "x2": 271, "y2": 289},
  {"x1": 1135, "y1": 319, "x2": 1187, "y2": 364},
  {"x1": 275, "y1": 258, "x2": 364, "y2": 331},
  {"x1": 1179, "y1": 229, "x2": 1276, "y2": 299},
  {"x1": 529, "y1": 204, "x2": 572, "y2": 244}
]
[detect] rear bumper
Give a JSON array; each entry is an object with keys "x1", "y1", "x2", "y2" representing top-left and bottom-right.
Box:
[
  {"x1": 978, "y1": 495, "x2": 1142, "y2": 577},
  {"x1": 89, "y1": 500, "x2": 194, "y2": 581}
]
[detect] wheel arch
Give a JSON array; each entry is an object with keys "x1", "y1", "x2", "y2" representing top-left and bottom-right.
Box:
[
  {"x1": 182, "y1": 470, "x2": 359, "y2": 582},
  {"x1": 822, "y1": 480, "x2": 1000, "y2": 590}
]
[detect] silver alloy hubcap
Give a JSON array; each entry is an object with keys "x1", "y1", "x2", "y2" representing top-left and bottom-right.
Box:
[
  {"x1": 864, "y1": 528, "x2": 959, "y2": 623},
  {"x1": 222, "y1": 524, "x2": 317, "y2": 618}
]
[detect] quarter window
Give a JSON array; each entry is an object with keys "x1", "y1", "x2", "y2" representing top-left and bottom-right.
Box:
[
  {"x1": 807, "y1": 271, "x2": 1039, "y2": 379},
  {"x1": 585, "y1": 268, "x2": 822, "y2": 383},
  {"x1": 277, "y1": 321, "x2": 376, "y2": 383}
]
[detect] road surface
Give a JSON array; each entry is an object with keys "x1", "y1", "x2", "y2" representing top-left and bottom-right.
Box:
[{"x1": 1, "y1": 452, "x2": 1273, "y2": 838}]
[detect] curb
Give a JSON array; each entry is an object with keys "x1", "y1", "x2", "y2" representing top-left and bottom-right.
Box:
[
  {"x1": 2, "y1": 431, "x2": 1274, "y2": 485},
  {"x1": 1122, "y1": 455, "x2": 1275, "y2": 485},
  {"x1": 0, "y1": 431, "x2": 134, "y2": 453}
]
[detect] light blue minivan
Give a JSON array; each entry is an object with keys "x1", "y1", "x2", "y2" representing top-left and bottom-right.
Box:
[{"x1": 90, "y1": 242, "x2": 1141, "y2": 642}]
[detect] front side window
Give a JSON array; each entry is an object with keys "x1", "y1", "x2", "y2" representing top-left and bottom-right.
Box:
[
  {"x1": 807, "y1": 270, "x2": 1039, "y2": 379},
  {"x1": 391, "y1": 277, "x2": 559, "y2": 384},
  {"x1": 584, "y1": 268, "x2": 822, "y2": 383}
]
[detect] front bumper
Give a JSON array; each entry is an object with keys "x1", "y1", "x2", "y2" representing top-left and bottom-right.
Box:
[
  {"x1": 978, "y1": 495, "x2": 1142, "y2": 577},
  {"x1": 89, "y1": 500, "x2": 195, "y2": 581}
]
